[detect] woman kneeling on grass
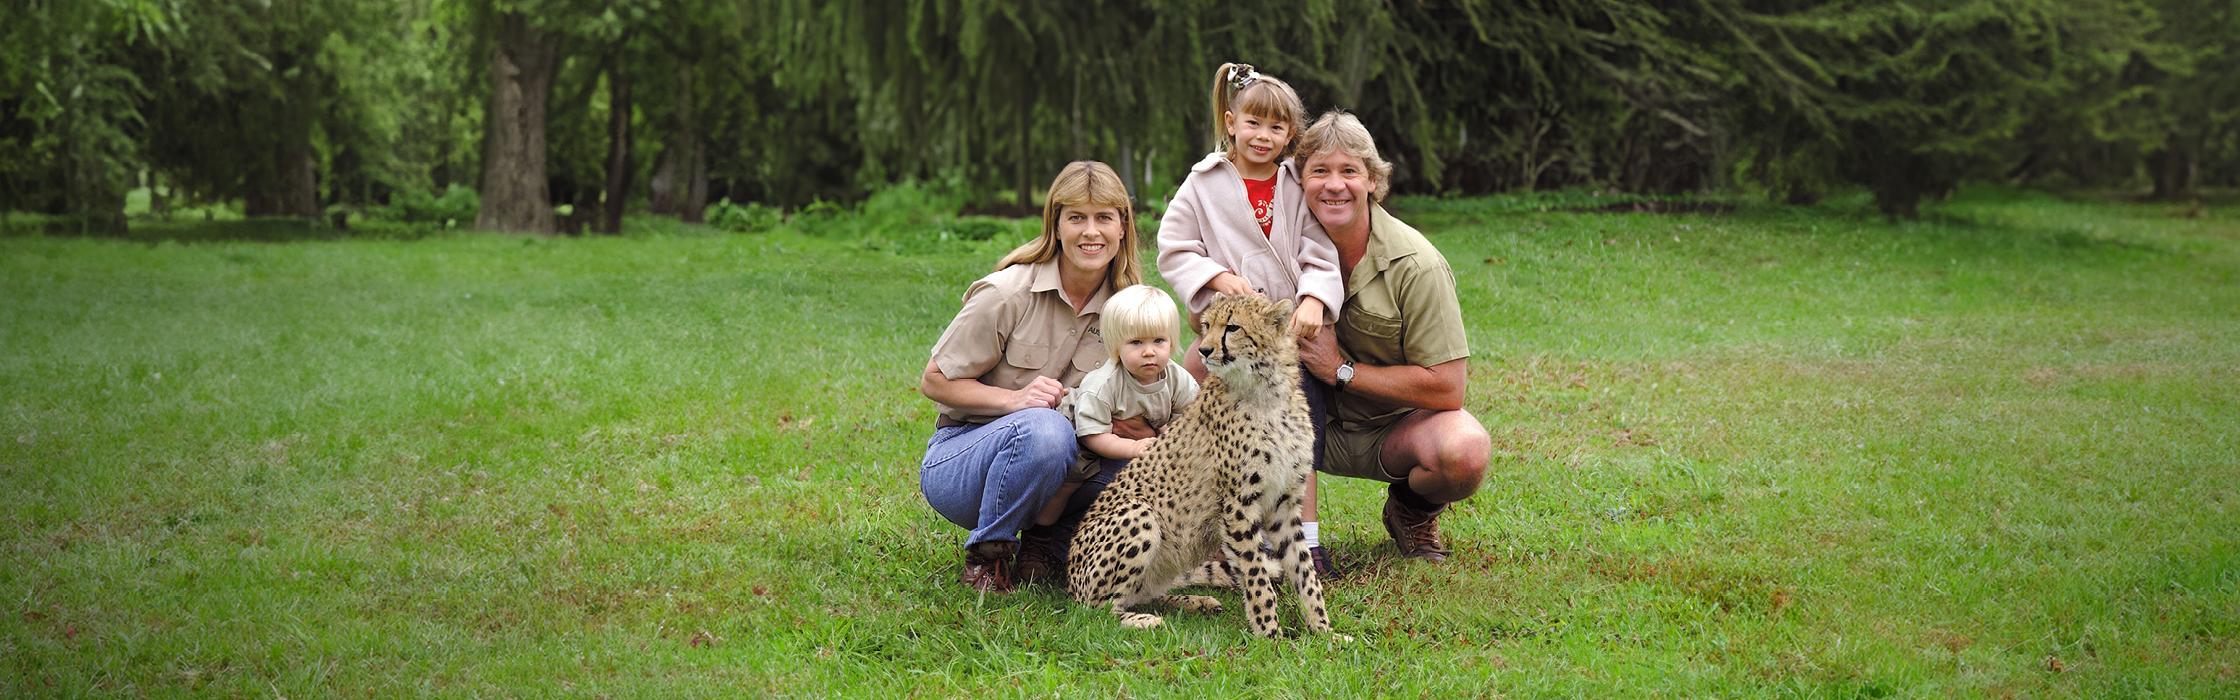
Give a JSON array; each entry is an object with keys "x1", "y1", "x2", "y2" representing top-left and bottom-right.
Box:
[{"x1": 917, "y1": 161, "x2": 1154, "y2": 593}]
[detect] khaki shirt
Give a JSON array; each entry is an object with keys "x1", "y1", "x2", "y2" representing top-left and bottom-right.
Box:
[
  {"x1": 929, "y1": 258, "x2": 1113, "y2": 427},
  {"x1": 1064, "y1": 360, "x2": 1200, "y2": 437},
  {"x1": 1330, "y1": 205, "x2": 1471, "y2": 429}
]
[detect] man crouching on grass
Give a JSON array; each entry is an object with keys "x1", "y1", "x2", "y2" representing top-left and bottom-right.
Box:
[{"x1": 1291, "y1": 110, "x2": 1493, "y2": 564}]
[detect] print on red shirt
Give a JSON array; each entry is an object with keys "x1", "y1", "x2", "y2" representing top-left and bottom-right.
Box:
[{"x1": 1244, "y1": 173, "x2": 1277, "y2": 237}]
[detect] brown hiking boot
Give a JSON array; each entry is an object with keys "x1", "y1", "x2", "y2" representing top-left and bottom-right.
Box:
[
  {"x1": 960, "y1": 541, "x2": 1016, "y2": 593},
  {"x1": 1382, "y1": 496, "x2": 1452, "y2": 562},
  {"x1": 1013, "y1": 530, "x2": 1059, "y2": 586}
]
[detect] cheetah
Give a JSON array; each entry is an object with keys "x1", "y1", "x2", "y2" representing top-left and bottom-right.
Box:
[{"x1": 1067, "y1": 293, "x2": 1340, "y2": 638}]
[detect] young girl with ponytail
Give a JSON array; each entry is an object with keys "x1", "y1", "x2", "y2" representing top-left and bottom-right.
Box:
[{"x1": 1155, "y1": 62, "x2": 1344, "y2": 577}]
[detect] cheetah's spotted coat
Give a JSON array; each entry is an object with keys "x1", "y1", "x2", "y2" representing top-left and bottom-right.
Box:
[{"x1": 1066, "y1": 294, "x2": 1339, "y2": 638}]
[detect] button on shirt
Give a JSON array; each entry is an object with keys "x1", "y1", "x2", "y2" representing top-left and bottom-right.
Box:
[
  {"x1": 928, "y1": 258, "x2": 1112, "y2": 427},
  {"x1": 1331, "y1": 205, "x2": 1471, "y2": 430}
]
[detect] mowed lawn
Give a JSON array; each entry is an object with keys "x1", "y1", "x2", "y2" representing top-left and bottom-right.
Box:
[{"x1": 2, "y1": 190, "x2": 2235, "y2": 697}]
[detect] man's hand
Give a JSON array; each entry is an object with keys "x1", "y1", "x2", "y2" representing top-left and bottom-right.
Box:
[
  {"x1": 1291, "y1": 297, "x2": 1326, "y2": 340},
  {"x1": 1298, "y1": 329, "x2": 1343, "y2": 385},
  {"x1": 1110, "y1": 415, "x2": 1158, "y2": 440},
  {"x1": 1007, "y1": 375, "x2": 1068, "y2": 413},
  {"x1": 1207, "y1": 271, "x2": 1258, "y2": 298}
]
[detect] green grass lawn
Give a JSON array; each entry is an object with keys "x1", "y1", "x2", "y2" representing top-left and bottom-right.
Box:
[{"x1": 3, "y1": 190, "x2": 2236, "y2": 697}]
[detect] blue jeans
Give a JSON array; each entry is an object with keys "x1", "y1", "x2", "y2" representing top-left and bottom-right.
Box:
[{"x1": 919, "y1": 408, "x2": 1077, "y2": 548}]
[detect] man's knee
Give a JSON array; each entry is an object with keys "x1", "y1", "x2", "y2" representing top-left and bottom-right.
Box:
[{"x1": 1429, "y1": 412, "x2": 1491, "y2": 494}]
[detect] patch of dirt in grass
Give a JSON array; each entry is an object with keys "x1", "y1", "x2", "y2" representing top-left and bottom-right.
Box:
[
  {"x1": 1586, "y1": 554, "x2": 1789, "y2": 614},
  {"x1": 1924, "y1": 627, "x2": 1977, "y2": 656},
  {"x1": 2020, "y1": 362, "x2": 2183, "y2": 386}
]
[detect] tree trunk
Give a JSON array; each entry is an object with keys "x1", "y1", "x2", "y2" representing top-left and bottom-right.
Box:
[
  {"x1": 1070, "y1": 70, "x2": 1085, "y2": 160},
  {"x1": 1015, "y1": 96, "x2": 1030, "y2": 208},
  {"x1": 649, "y1": 147, "x2": 676, "y2": 216},
  {"x1": 1119, "y1": 141, "x2": 1136, "y2": 202},
  {"x1": 2151, "y1": 131, "x2": 2198, "y2": 201},
  {"x1": 601, "y1": 54, "x2": 633, "y2": 235},
  {"x1": 252, "y1": 61, "x2": 323, "y2": 220},
  {"x1": 678, "y1": 62, "x2": 707, "y2": 223},
  {"x1": 476, "y1": 12, "x2": 560, "y2": 235},
  {"x1": 650, "y1": 61, "x2": 705, "y2": 222},
  {"x1": 247, "y1": 136, "x2": 320, "y2": 218},
  {"x1": 684, "y1": 135, "x2": 707, "y2": 223},
  {"x1": 148, "y1": 170, "x2": 168, "y2": 221}
]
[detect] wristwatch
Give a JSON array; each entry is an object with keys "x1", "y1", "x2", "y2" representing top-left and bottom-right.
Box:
[{"x1": 1334, "y1": 361, "x2": 1355, "y2": 392}]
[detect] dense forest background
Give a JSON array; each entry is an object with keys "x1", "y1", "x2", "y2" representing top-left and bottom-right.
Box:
[{"x1": 3, "y1": 0, "x2": 2234, "y2": 235}]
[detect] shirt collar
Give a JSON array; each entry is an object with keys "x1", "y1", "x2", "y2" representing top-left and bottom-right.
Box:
[
  {"x1": 1029, "y1": 257, "x2": 1115, "y2": 317},
  {"x1": 1350, "y1": 204, "x2": 1416, "y2": 286}
]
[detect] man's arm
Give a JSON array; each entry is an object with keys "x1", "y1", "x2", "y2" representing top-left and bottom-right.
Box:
[{"x1": 1299, "y1": 332, "x2": 1466, "y2": 411}]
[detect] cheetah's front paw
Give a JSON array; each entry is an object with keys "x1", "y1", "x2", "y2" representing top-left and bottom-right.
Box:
[{"x1": 1119, "y1": 612, "x2": 1164, "y2": 630}]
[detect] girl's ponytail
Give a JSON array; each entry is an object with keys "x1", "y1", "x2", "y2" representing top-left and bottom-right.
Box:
[{"x1": 1209, "y1": 62, "x2": 1256, "y2": 153}]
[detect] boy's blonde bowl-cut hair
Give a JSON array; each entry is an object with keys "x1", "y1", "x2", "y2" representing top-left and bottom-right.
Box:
[
  {"x1": 1294, "y1": 110, "x2": 1395, "y2": 204},
  {"x1": 1099, "y1": 284, "x2": 1182, "y2": 360}
]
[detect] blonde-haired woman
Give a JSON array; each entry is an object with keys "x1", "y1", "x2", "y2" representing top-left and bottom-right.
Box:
[{"x1": 919, "y1": 161, "x2": 1147, "y2": 593}]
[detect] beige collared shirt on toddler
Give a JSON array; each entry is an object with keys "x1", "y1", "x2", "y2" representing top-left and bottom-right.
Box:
[{"x1": 1060, "y1": 359, "x2": 1198, "y2": 481}]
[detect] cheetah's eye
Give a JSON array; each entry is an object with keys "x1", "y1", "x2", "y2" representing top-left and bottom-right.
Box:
[{"x1": 1225, "y1": 325, "x2": 1241, "y2": 333}]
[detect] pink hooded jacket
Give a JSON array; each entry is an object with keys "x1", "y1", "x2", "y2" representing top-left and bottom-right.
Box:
[{"x1": 1156, "y1": 152, "x2": 1344, "y2": 323}]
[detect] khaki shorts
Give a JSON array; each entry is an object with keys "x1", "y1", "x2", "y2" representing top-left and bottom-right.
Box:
[
  {"x1": 1319, "y1": 413, "x2": 1414, "y2": 484},
  {"x1": 1066, "y1": 451, "x2": 1104, "y2": 483}
]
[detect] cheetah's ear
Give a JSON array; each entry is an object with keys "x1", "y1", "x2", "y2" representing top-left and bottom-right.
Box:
[
  {"x1": 1209, "y1": 291, "x2": 1229, "y2": 306},
  {"x1": 1269, "y1": 298, "x2": 1295, "y2": 325}
]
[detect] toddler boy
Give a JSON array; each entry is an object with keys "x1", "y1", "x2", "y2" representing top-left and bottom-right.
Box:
[{"x1": 1035, "y1": 284, "x2": 1200, "y2": 526}]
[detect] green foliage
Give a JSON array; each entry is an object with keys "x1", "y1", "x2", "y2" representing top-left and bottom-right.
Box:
[
  {"x1": 0, "y1": 0, "x2": 171, "y2": 233},
  {"x1": 5, "y1": 0, "x2": 2237, "y2": 230},
  {"x1": 703, "y1": 199, "x2": 783, "y2": 233},
  {"x1": 374, "y1": 184, "x2": 482, "y2": 226},
  {"x1": 1716, "y1": 0, "x2": 2168, "y2": 217}
]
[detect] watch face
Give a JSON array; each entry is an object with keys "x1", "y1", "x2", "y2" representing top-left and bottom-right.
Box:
[{"x1": 1337, "y1": 363, "x2": 1354, "y2": 382}]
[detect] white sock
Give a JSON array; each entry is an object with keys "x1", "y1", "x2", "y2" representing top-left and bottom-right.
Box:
[{"x1": 1302, "y1": 521, "x2": 1321, "y2": 549}]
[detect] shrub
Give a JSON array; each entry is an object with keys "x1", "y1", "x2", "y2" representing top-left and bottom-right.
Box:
[
  {"x1": 705, "y1": 199, "x2": 784, "y2": 233},
  {"x1": 378, "y1": 185, "x2": 480, "y2": 226}
]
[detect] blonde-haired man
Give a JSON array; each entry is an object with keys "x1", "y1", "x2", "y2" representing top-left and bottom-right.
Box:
[{"x1": 1292, "y1": 111, "x2": 1492, "y2": 563}]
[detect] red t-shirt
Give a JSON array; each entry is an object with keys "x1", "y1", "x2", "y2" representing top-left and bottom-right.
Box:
[{"x1": 1243, "y1": 173, "x2": 1277, "y2": 237}]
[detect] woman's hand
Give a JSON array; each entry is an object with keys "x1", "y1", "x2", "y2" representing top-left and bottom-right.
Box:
[
  {"x1": 1207, "y1": 271, "x2": 1258, "y2": 297},
  {"x1": 1008, "y1": 375, "x2": 1069, "y2": 413},
  {"x1": 1291, "y1": 297, "x2": 1326, "y2": 340}
]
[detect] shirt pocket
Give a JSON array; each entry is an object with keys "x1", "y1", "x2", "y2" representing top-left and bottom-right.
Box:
[
  {"x1": 1004, "y1": 338, "x2": 1053, "y2": 370},
  {"x1": 1072, "y1": 339, "x2": 1106, "y2": 374},
  {"x1": 1344, "y1": 309, "x2": 1404, "y2": 340}
]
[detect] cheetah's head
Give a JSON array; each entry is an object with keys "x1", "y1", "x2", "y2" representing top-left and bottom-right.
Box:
[{"x1": 1195, "y1": 293, "x2": 1298, "y2": 382}]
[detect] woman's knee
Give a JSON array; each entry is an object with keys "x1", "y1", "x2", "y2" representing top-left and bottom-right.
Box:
[
  {"x1": 1011, "y1": 407, "x2": 1077, "y2": 452},
  {"x1": 995, "y1": 408, "x2": 1077, "y2": 482}
]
